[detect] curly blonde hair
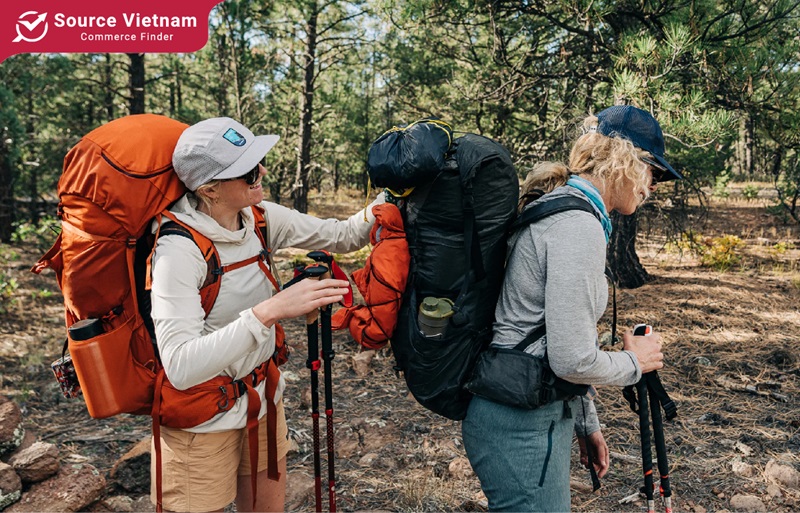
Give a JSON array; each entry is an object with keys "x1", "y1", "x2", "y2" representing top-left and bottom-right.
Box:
[{"x1": 519, "y1": 115, "x2": 652, "y2": 213}]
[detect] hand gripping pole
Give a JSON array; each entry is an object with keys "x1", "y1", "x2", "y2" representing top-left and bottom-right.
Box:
[{"x1": 284, "y1": 264, "x2": 328, "y2": 511}]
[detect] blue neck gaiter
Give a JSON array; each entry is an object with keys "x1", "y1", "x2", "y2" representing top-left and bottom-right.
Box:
[{"x1": 566, "y1": 175, "x2": 612, "y2": 243}]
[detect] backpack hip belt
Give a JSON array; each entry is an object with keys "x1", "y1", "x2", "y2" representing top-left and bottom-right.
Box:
[{"x1": 151, "y1": 354, "x2": 283, "y2": 512}]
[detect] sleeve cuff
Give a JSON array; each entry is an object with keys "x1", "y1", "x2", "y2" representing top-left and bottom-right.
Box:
[
  {"x1": 623, "y1": 350, "x2": 643, "y2": 384},
  {"x1": 240, "y1": 308, "x2": 273, "y2": 343},
  {"x1": 574, "y1": 396, "x2": 600, "y2": 437}
]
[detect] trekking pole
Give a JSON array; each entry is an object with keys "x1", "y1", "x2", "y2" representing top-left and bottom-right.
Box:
[
  {"x1": 282, "y1": 264, "x2": 328, "y2": 512},
  {"x1": 623, "y1": 324, "x2": 678, "y2": 513},
  {"x1": 648, "y1": 373, "x2": 673, "y2": 513},
  {"x1": 636, "y1": 371, "x2": 656, "y2": 513},
  {"x1": 308, "y1": 251, "x2": 337, "y2": 512},
  {"x1": 306, "y1": 311, "x2": 323, "y2": 513}
]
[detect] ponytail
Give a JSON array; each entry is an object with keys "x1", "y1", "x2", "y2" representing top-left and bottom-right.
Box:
[{"x1": 518, "y1": 162, "x2": 570, "y2": 213}]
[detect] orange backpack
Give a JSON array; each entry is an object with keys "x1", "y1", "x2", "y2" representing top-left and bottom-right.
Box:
[{"x1": 32, "y1": 114, "x2": 286, "y2": 507}]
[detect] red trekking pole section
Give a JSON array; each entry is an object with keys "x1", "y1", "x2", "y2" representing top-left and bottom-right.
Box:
[
  {"x1": 307, "y1": 314, "x2": 323, "y2": 513},
  {"x1": 308, "y1": 250, "x2": 338, "y2": 512},
  {"x1": 284, "y1": 264, "x2": 328, "y2": 511},
  {"x1": 321, "y1": 302, "x2": 337, "y2": 512},
  {"x1": 290, "y1": 250, "x2": 349, "y2": 512}
]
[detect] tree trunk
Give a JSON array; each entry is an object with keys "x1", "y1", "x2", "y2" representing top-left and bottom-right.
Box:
[
  {"x1": 176, "y1": 59, "x2": 183, "y2": 117},
  {"x1": 169, "y1": 79, "x2": 176, "y2": 118},
  {"x1": 770, "y1": 145, "x2": 783, "y2": 180},
  {"x1": 0, "y1": 132, "x2": 13, "y2": 243},
  {"x1": 333, "y1": 157, "x2": 339, "y2": 192},
  {"x1": 104, "y1": 54, "x2": 114, "y2": 121},
  {"x1": 127, "y1": 53, "x2": 146, "y2": 115},
  {"x1": 536, "y1": 95, "x2": 548, "y2": 157},
  {"x1": 744, "y1": 112, "x2": 754, "y2": 176},
  {"x1": 26, "y1": 89, "x2": 38, "y2": 225},
  {"x1": 607, "y1": 210, "x2": 650, "y2": 289},
  {"x1": 269, "y1": 166, "x2": 284, "y2": 205},
  {"x1": 293, "y1": 1, "x2": 318, "y2": 213}
]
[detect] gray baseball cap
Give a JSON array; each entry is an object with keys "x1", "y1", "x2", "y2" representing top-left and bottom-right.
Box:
[{"x1": 172, "y1": 117, "x2": 280, "y2": 191}]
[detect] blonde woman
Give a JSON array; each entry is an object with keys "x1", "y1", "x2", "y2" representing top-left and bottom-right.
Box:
[
  {"x1": 462, "y1": 106, "x2": 682, "y2": 512},
  {"x1": 149, "y1": 117, "x2": 382, "y2": 512}
]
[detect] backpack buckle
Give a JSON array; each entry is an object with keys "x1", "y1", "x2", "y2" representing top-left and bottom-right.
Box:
[
  {"x1": 234, "y1": 379, "x2": 247, "y2": 397},
  {"x1": 217, "y1": 386, "x2": 230, "y2": 410}
]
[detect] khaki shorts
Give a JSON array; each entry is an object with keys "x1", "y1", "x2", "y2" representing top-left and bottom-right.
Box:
[{"x1": 150, "y1": 400, "x2": 290, "y2": 512}]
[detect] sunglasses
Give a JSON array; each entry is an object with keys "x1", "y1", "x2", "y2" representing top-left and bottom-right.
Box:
[
  {"x1": 642, "y1": 157, "x2": 667, "y2": 183},
  {"x1": 221, "y1": 165, "x2": 261, "y2": 186}
]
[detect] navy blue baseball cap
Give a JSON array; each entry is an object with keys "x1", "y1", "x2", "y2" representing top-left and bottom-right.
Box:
[{"x1": 596, "y1": 105, "x2": 683, "y2": 180}]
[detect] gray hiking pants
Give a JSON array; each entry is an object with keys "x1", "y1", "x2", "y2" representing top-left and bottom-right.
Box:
[{"x1": 462, "y1": 395, "x2": 577, "y2": 512}]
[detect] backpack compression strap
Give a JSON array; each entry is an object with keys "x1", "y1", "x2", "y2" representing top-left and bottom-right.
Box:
[{"x1": 449, "y1": 178, "x2": 486, "y2": 326}]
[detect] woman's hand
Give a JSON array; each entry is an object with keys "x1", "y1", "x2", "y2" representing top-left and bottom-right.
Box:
[
  {"x1": 622, "y1": 329, "x2": 664, "y2": 374},
  {"x1": 578, "y1": 430, "x2": 610, "y2": 478},
  {"x1": 251, "y1": 278, "x2": 350, "y2": 327}
]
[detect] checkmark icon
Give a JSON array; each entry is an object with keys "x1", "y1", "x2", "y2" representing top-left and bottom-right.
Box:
[
  {"x1": 13, "y1": 11, "x2": 49, "y2": 43},
  {"x1": 18, "y1": 13, "x2": 47, "y2": 32}
]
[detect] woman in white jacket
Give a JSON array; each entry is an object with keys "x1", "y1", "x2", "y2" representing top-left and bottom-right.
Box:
[{"x1": 149, "y1": 117, "x2": 382, "y2": 512}]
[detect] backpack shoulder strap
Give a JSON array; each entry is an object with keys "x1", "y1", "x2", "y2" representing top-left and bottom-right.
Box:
[
  {"x1": 149, "y1": 207, "x2": 281, "y2": 319},
  {"x1": 250, "y1": 205, "x2": 282, "y2": 290},
  {"x1": 511, "y1": 196, "x2": 599, "y2": 234},
  {"x1": 249, "y1": 204, "x2": 288, "y2": 365},
  {"x1": 509, "y1": 195, "x2": 602, "y2": 352},
  {"x1": 149, "y1": 212, "x2": 221, "y2": 319}
]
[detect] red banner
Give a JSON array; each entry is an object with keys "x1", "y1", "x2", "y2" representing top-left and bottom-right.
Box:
[{"x1": 1, "y1": 0, "x2": 222, "y2": 63}]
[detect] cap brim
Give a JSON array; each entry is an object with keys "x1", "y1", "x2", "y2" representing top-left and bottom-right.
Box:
[
  {"x1": 215, "y1": 134, "x2": 280, "y2": 180},
  {"x1": 642, "y1": 155, "x2": 683, "y2": 181}
]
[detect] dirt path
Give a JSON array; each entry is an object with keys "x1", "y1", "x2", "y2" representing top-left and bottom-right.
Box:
[{"x1": 1, "y1": 195, "x2": 798, "y2": 512}]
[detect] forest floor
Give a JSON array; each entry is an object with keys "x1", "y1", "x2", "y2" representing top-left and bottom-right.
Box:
[{"x1": 0, "y1": 188, "x2": 799, "y2": 512}]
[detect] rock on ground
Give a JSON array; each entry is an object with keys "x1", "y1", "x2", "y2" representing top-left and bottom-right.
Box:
[
  {"x1": 285, "y1": 470, "x2": 315, "y2": 511},
  {"x1": 8, "y1": 441, "x2": 59, "y2": 483},
  {"x1": 765, "y1": 459, "x2": 800, "y2": 490},
  {"x1": 0, "y1": 396, "x2": 24, "y2": 455},
  {"x1": 0, "y1": 461, "x2": 22, "y2": 510},
  {"x1": 110, "y1": 437, "x2": 151, "y2": 494},
  {"x1": 6, "y1": 463, "x2": 106, "y2": 512},
  {"x1": 729, "y1": 494, "x2": 767, "y2": 513}
]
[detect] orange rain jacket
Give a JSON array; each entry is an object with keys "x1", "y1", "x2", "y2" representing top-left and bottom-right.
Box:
[{"x1": 332, "y1": 203, "x2": 409, "y2": 350}]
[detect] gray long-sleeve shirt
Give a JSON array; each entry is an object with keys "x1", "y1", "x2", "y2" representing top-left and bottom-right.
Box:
[{"x1": 492, "y1": 186, "x2": 641, "y2": 435}]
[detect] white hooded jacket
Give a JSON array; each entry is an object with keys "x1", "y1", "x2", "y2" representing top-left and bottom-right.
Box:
[{"x1": 150, "y1": 193, "x2": 382, "y2": 433}]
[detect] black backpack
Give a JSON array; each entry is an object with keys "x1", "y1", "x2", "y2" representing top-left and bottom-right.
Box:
[
  {"x1": 369, "y1": 122, "x2": 519, "y2": 420},
  {"x1": 369, "y1": 120, "x2": 609, "y2": 420}
]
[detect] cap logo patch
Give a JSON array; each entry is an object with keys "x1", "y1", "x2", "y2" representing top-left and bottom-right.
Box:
[{"x1": 223, "y1": 128, "x2": 246, "y2": 147}]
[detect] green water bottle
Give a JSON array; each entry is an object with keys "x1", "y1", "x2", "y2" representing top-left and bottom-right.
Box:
[{"x1": 418, "y1": 297, "x2": 454, "y2": 338}]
